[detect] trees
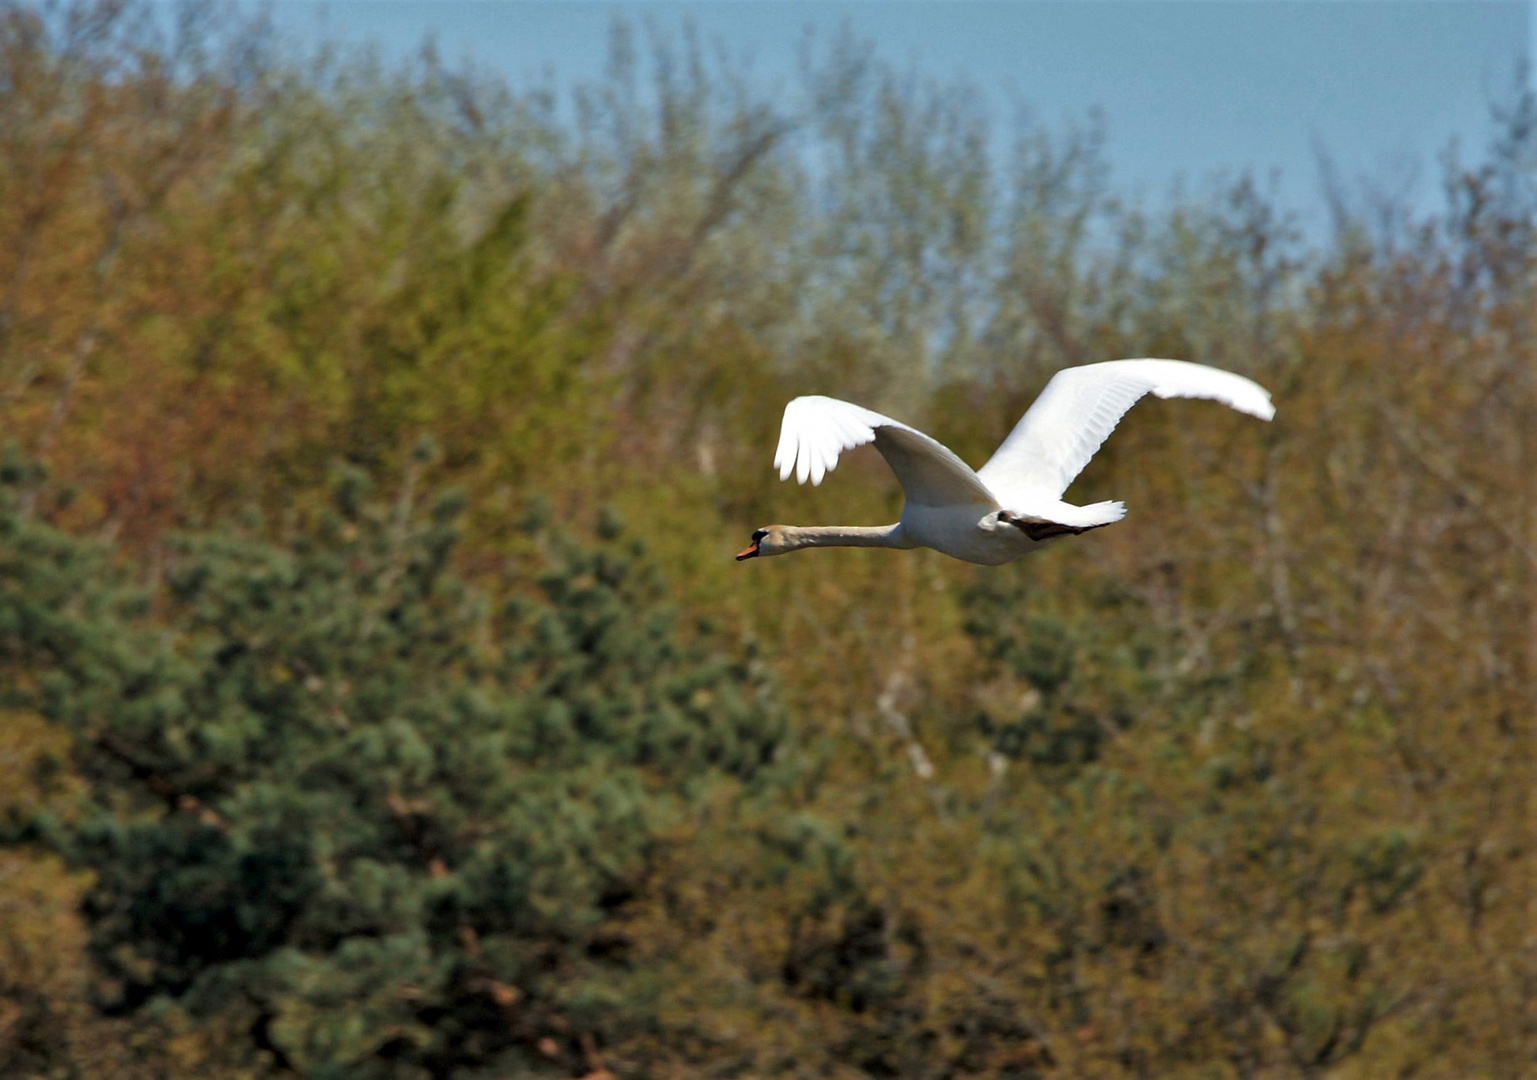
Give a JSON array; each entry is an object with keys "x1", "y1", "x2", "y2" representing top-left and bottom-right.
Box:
[
  {"x1": 1, "y1": 1, "x2": 1535, "y2": 1075},
  {"x1": 1, "y1": 464, "x2": 785, "y2": 1077}
]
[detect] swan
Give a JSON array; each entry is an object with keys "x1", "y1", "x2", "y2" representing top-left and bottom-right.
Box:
[{"x1": 735, "y1": 358, "x2": 1274, "y2": 566}]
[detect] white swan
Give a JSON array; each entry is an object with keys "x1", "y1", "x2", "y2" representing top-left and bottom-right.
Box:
[{"x1": 735, "y1": 359, "x2": 1274, "y2": 566}]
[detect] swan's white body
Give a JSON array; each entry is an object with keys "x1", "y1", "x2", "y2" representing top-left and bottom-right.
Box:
[{"x1": 737, "y1": 359, "x2": 1274, "y2": 566}]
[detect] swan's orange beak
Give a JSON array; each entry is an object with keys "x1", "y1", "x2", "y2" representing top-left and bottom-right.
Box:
[{"x1": 735, "y1": 541, "x2": 760, "y2": 561}]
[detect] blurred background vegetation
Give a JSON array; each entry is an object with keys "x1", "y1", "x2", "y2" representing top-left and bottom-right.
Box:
[{"x1": 0, "y1": 1, "x2": 1533, "y2": 1076}]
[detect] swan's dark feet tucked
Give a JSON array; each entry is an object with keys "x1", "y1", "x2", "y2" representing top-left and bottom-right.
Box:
[{"x1": 997, "y1": 510, "x2": 1110, "y2": 542}]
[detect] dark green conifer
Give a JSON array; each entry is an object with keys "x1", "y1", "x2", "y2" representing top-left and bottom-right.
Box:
[{"x1": 0, "y1": 464, "x2": 784, "y2": 1078}]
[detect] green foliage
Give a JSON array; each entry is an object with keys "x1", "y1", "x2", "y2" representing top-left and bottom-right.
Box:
[
  {"x1": 963, "y1": 575, "x2": 1162, "y2": 770},
  {"x1": 1, "y1": 467, "x2": 784, "y2": 1077},
  {"x1": 2, "y1": 2, "x2": 1535, "y2": 1076}
]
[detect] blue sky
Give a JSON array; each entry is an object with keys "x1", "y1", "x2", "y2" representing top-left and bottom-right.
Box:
[{"x1": 262, "y1": 2, "x2": 1529, "y2": 240}]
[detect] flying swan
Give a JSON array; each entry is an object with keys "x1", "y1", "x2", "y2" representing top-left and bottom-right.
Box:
[{"x1": 735, "y1": 359, "x2": 1274, "y2": 566}]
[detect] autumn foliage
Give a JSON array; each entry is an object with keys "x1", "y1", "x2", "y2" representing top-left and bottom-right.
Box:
[{"x1": 1, "y1": 2, "x2": 1534, "y2": 1077}]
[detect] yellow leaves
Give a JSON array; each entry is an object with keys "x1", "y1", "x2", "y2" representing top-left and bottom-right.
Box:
[
  {"x1": 0, "y1": 710, "x2": 83, "y2": 822},
  {"x1": 0, "y1": 848, "x2": 91, "y2": 1010},
  {"x1": 0, "y1": 722, "x2": 156, "y2": 1077}
]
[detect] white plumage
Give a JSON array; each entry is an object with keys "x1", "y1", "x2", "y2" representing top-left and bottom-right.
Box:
[
  {"x1": 774, "y1": 396, "x2": 996, "y2": 507},
  {"x1": 738, "y1": 359, "x2": 1274, "y2": 566},
  {"x1": 974, "y1": 359, "x2": 1276, "y2": 507}
]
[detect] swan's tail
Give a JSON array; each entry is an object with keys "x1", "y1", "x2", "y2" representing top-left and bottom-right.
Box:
[
  {"x1": 999, "y1": 500, "x2": 1125, "y2": 542},
  {"x1": 1046, "y1": 500, "x2": 1126, "y2": 528}
]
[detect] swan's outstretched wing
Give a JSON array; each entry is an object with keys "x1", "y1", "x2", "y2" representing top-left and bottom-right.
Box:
[
  {"x1": 975, "y1": 359, "x2": 1275, "y2": 506},
  {"x1": 774, "y1": 395, "x2": 998, "y2": 508}
]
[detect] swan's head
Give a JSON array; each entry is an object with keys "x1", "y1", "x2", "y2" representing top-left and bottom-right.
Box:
[{"x1": 735, "y1": 526, "x2": 792, "y2": 561}]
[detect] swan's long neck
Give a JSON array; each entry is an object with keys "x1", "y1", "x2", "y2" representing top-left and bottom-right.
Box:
[{"x1": 782, "y1": 523, "x2": 915, "y2": 551}]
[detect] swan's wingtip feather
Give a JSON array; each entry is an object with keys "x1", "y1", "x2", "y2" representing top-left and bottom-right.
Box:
[
  {"x1": 1145, "y1": 365, "x2": 1276, "y2": 422},
  {"x1": 1224, "y1": 386, "x2": 1276, "y2": 422}
]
